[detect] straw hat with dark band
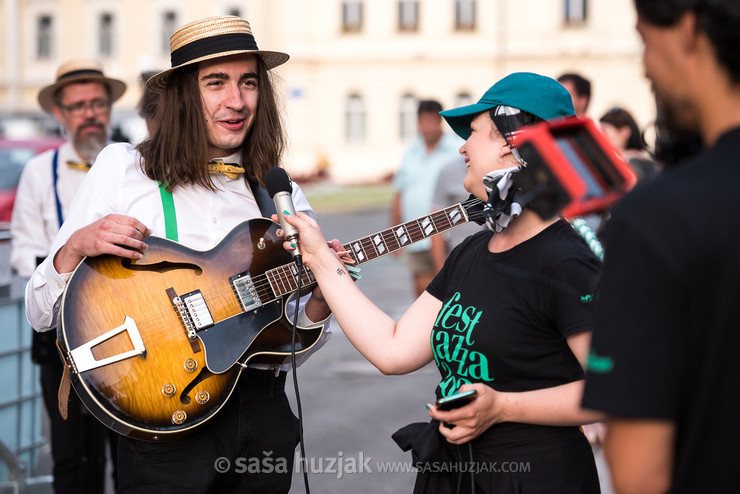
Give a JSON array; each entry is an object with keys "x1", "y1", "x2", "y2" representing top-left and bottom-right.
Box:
[
  {"x1": 147, "y1": 15, "x2": 289, "y2": 90},
  {"x1": 38, "y1": 60, "x2": 127, "y2": 114}
]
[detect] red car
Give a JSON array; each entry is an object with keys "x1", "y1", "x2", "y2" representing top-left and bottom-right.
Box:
[{"x1": 0, "y1": 137, "x2": 64, "y2": 227}]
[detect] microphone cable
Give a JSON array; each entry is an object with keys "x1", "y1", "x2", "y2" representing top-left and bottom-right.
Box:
[{"x1": 289, "y1": 253, "x2": 311, "y2": 494}]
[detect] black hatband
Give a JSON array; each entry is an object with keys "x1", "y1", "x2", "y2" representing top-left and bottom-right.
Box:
[
  {"x1": 171, "y1": 33, "x2": 259, "y2": 67},
  {"x1": 58, "y1": 69, "x2": 105, "y2": 81}
]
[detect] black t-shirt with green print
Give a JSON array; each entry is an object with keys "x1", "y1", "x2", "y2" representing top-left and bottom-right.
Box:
[{"x1": 426, "y1": 219, "x2": 601, "y2": 400}]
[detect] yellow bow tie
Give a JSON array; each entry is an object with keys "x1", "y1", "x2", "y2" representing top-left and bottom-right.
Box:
[
  {"x1": 208, "y1": 161, "x2": 245, "y2": 180},
  {"x1": 67, "y1": 160, "x2": 92, "y2": 171}
]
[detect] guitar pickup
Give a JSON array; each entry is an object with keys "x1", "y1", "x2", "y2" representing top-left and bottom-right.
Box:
[
  {"x1": 178, "y1": 290, "x2": 214, "y2": 330},
  {"x1": 230, "y1": 272, "x2": 263, "y2": 312}
]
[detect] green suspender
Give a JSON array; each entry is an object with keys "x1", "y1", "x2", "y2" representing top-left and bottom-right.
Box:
[
  {"x1": 158, "y1": 182, "x2": 178, "y2": 242},
  {"x1": 158, "y1": 176, "x2": 276, "y2": 243}
]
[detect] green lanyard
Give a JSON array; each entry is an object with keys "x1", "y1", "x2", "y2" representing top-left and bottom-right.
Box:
[{"x1": 158, "y1": 182, "x2": 178, "y2": 242}]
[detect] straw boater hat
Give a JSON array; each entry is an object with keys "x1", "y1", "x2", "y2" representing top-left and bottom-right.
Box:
[
  {"x1": 37, "y1": 60, "x2": 127, "y2": 114},
  {"x1": 147, "y1": 15, "x2": 289, "y2": 90}
]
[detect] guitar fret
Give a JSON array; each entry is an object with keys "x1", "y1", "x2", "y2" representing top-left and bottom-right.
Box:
[
  {"x1": 382, "y1": 228, "x2": 401, "y2": 252},
  {"x1": 266, "y1": 262, "x2": 319, "y2": 299},
  {"x1": 267, "y1": 268, "x2": 284, "y2": 297},
  {"x1": 371, "y1": 233, "x2": 387, "y2": 256},
  {"x1": 447, "y1": 205, "x2": 464, "y2": 226},
  {"x1": 350, "y1": 240, "x2": 368, "y2": 263},
  {"x1": 394, "y1": 224, "x2": 410, "y2": 247},
  {"x1": 409, "y1": 219, "x2": 426, "y2": 243},
  {"x1": 419, "y1": 215, "x2": 436, "y2": 237},
  {"x1": 361, "y1": 236, "x2": 380, "y2": 260}
]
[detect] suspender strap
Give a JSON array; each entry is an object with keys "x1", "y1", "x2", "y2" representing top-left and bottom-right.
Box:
[
  {"x1": 158, "y1": 182, "x2": 179, "y2": 242},
  {"x1": 51, "y1": 150, "x2": 64, "y2": 228}
]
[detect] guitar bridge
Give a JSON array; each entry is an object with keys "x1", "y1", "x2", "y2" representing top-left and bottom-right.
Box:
[
  {"x1": 172, "y1": 290, "x2": 214, "y2": 339},
  {"x1": 230, "y1": 272, "x2": 263, "y2": 312}
]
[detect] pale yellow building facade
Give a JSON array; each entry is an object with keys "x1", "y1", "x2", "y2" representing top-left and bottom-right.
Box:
[{"x1": 1, "y1": 0, "x2": 654, "y2": 183}]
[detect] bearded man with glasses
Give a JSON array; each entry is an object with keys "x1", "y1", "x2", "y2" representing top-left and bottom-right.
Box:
[{"x1": 10, "y1": 59, "x2": 126, "y2": 494}]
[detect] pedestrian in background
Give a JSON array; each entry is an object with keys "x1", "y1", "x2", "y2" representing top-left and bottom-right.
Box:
[
  {"x1": 10, "y1": 59, "x2": 125, "y2": 494},
  {"x1": 599, "y1": 106, "x2": 658, "y2": 182},
  {"x1": 558, "y1": 72, "x2": 592, "y2": 117},
  {"x1": 391, "y1": 99, "x2": 463, "y2": 296},
  {"x1": 429, "y1": 158, "x2": 485, "y2": 271}
]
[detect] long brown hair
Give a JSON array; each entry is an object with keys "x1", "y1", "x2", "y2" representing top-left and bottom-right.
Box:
[{"x1": 137, "y1": 56, "x2": 285, "y2": 190}]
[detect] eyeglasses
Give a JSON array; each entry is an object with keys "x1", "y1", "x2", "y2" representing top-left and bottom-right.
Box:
[{"x1": 57, "y1": 99, "x2": 110, "y2": 117}]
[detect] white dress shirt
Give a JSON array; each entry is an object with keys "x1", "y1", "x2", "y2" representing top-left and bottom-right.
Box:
[
  {"x1": 25, "y1": 142, "x2": 331, "y2": 369},
  {"x1": 10, "y1": 141, "x2": 91, "y2": 278}
]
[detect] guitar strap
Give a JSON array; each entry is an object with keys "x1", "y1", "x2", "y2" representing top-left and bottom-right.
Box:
[
  {"x1": 248, "y1": 178, "x2": 278, "y2": 218},
  {"x1": 157, "y1": 178, "x2": 276, "y2": 241},
  {"x1": 57, "y1": 339, "x2": 72, "y2": 420}
]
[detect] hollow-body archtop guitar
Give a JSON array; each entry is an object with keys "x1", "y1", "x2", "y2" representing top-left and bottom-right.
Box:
[{"x1": 59, "y1": 197, "x2": 483, "y2": 441}]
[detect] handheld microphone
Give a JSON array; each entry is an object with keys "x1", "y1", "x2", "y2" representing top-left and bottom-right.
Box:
[{"x1": 264, "y1": 167, "x2": 301, "y2": 257}]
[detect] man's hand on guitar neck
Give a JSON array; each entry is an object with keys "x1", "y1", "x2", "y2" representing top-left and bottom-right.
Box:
[{"x1": 54, "y1": 214, "x2": 151, "y2": 274}]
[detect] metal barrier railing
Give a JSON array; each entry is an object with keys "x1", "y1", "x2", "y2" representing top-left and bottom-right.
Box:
[{"x1": 0, "y1": 234, "x2": 51, "y2": 493}]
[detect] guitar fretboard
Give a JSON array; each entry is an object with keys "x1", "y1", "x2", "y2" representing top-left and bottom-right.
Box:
[{"x1": 264, "y1": 200, "x2": 479, "y2": 299}]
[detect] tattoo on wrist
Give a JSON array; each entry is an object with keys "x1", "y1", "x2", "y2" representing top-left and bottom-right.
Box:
[{"x1": 336, "y1": 267, "x2": 346, "y2": 276}]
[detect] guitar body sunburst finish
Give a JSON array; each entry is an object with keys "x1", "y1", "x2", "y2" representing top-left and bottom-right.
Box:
[{"x1": 60, "y1": 218, "x2": 323, "y2": 441}]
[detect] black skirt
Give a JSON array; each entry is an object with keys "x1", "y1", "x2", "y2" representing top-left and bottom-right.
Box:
[{"x1": 393, "y1": 420, "x2": 600, "y2": 494}]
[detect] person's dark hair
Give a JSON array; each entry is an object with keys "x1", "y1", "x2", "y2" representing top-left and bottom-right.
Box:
[
  {"x1": 557, "y1": 73, "x2": 591, "y2": 99},
  {"x1": 417, "y1": 99, "x2": 443, "y2": 116},
  {"x1": 137, "y1": 71, "x2": 160, "y2": 124},
  {"x1": 634, "y1": 0, "x2": 740, "y2": 83},
  {"x1": 599, "y1": 107, "x2": 646, "y2": 151},
  {"x1": 137, "y1": 56, "x2": 285, "y2": 190}
]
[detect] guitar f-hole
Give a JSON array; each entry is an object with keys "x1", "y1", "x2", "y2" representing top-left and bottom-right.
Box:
[{"x1": 179, "y1": 367, "x2": 213, "y2": 405}]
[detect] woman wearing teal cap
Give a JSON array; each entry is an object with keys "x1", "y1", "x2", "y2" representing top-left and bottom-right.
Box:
[{"x1": 279, "y1": 72, "x2": 603, "y2": 493}]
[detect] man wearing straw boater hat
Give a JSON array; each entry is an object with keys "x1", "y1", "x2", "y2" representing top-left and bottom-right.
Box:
[
  {"x1": 11, "y1": 59, "x2": 125, "y2": 494},
  {"x1": 24, "y1": 16, "x2": 333, "y2": 492}
]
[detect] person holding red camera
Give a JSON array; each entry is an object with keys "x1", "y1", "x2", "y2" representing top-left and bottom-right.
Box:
[{"x1": 279, "y1": 72, "x2": 604, "y2": 493}]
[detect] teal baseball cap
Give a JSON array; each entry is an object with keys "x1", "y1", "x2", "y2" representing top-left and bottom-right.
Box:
[{"x1": 440, "y1": 72, "x2": 575, "y2": 140}]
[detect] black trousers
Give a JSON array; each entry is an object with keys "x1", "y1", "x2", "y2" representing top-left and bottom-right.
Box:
[
  {"x1": 117, "y1": 368, "x2": 300, "y2": 494},
  {"x1": 39, "y1": 357, "x2": 118, "y2": 494}
]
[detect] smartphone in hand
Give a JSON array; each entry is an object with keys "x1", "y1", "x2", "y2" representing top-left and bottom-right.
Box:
[{"x1": 435, "y1": 389, "x2": 478, "y2": 412}]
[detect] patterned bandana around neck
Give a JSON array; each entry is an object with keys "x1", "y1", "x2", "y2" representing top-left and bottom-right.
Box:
[{"x1": 482, "y1": 165, "x2": 524, "y2": 233}]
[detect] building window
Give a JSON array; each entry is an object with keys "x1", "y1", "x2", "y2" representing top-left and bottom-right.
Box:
[
  {"x1": 400, "y1": 94, "x2": 417, "y2": 139},
  {"x1": 36, "y1": 15, "x2": 53, "y2": 59},
  {"x1": 398, "y1": 0, "x2": 419, "y2": 32},
  {"x1": 342, "y1": 0, "x2": 363, "y2": 33},
  {"x1": 564, "y1": 0, "x2": 587, "y2": 24},
  {"x1": 345, "y1": 95, "x2": 365, "y2": 142},
  {"x1": 162, "y1": 11, "x2": 177, "y2": 54},
  {"x1": 455, "y1": 0, "x2": 476, "y2": 31},
  {"x1": 99, "y1": 13, "x2": 114, "y2": 57}
]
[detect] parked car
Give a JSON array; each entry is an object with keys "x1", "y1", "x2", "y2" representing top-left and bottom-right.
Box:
[{"x1": 0, "y1": 137, "x2": 64, "y2": 228}]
